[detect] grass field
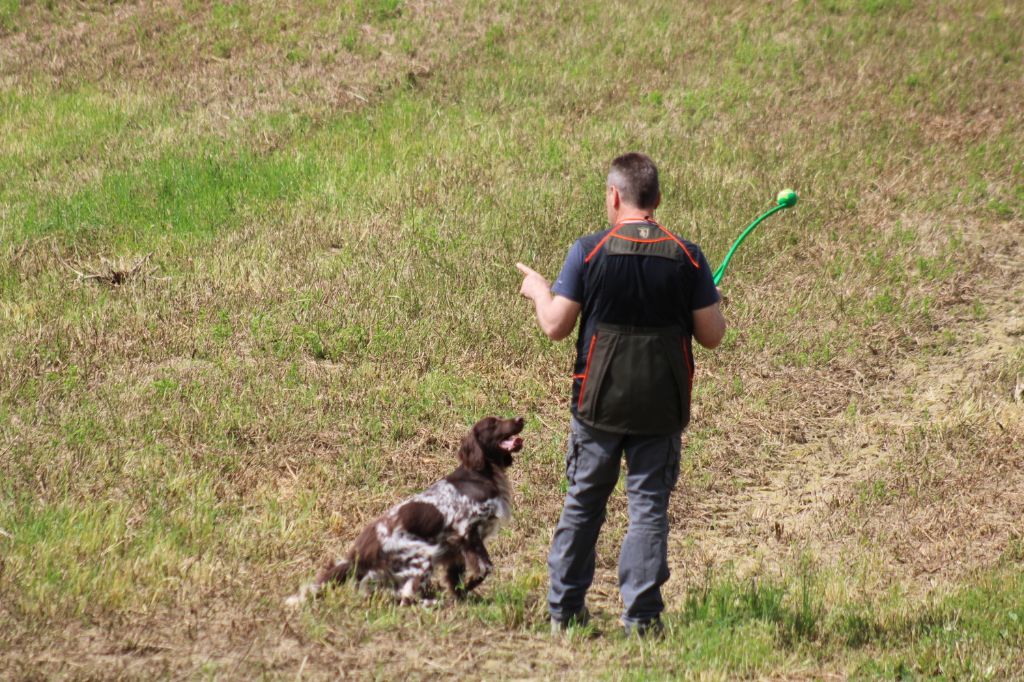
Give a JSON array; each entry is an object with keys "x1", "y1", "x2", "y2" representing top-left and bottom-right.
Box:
[{"x1": 1, "y1": 0, "x2": 1023, "y2": 678}]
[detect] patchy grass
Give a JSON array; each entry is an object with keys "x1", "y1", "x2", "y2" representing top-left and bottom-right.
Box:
[{"x1": 1, "y1": 0, "x2": 1022, "y2": 678}]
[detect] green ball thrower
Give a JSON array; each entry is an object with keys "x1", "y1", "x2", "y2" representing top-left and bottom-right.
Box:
[{"x1": 712, "y1": 189, "x2": 799, "y2": 286}]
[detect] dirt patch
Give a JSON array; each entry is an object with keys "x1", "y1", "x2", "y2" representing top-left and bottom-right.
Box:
[
  {"x1": 667, "y1": 219, "x2": 1023, "y2": 592},
  {"x1": 1, "y1": 586, "x2": 581, "y2": 680}
]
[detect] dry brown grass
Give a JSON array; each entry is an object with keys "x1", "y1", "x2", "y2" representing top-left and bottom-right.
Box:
[{"x1": 0, "y1": 0, "x2": 488, "y2": 123}]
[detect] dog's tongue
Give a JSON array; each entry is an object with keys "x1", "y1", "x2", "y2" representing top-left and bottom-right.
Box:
[{"x1": 500, "y1": 436, "x2": 524, "y2": 451}]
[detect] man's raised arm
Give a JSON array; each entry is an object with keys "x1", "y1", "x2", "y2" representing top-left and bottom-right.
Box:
[{"x1": 516, "y1": 263, "x2": 580, "y2": 341}]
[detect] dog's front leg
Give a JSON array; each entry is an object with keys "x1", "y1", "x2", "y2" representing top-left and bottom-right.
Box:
[
  {"x1": 459, "y1": 532, "x2": 493, "y2": 593},
  {"x1": 442, "y1": 555, "x2": 468, "y2": 598}
]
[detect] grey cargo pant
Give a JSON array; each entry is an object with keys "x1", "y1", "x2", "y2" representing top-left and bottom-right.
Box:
[{"x1": 547, "y1": 417, "x2": 682, "y2": 626}]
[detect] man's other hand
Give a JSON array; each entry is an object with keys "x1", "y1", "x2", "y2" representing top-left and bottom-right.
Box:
[
  {"x1": 516, "y1": 263, "x2": 550, "y2": 301},
  {"x1": 693, "y1": 300, "x2": 726, "y2": 349}
]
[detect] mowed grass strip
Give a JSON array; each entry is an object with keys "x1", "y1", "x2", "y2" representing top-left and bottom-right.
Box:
[{"x1": 2, "y1": 0, "x2": 1023, "y2": 678}]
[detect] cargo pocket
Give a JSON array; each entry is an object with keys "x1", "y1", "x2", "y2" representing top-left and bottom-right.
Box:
[
  {"x1": 663, "y1": 447, "x2": 681, "y2": 489},
  {"x1": 576, "y1": 332, "x2": 617, "y2": 423},
  {"x1": 564, "y1": 430, "x2": 580, "y2": 486}
]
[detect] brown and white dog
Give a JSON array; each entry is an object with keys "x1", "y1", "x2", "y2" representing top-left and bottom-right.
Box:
[{"x1": 286, "y1": 416, "x2": 524, "y2": 606}]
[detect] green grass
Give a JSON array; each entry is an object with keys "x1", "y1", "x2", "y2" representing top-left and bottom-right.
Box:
[
  {"x1": 0, "y1": 0, "x2": 18, "y2": 32},
  {"x1": 16, "y1": 144, "x2": 315, "y2": 246},
  {"x1": 1, "y1": 0, "x2": 1022, "y2": 678}
]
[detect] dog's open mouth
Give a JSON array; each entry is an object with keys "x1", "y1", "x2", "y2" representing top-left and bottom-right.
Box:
[{"x1": 499, "y1": 436, "x2": 524, "y2": 453}]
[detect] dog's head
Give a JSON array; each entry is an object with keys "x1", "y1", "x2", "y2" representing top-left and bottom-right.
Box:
[{"x1": 458, "y1": 416, "x2": 525, "y2": 472}]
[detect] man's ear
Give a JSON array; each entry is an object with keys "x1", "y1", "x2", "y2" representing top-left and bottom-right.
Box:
[
  {"x1": 458, "y1": 431, "x2": 486, "y2": 471},
  {"x1": 611, "y1": 185, "x2": 621, "y2": 209},
  {"x1": 654, "y1": 193, "x2": 661, "y2": 209}
]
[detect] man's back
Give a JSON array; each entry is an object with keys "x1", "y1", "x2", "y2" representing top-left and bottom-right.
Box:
[{"x1": 553, "y1": 219, "x2": 719, "y2": 435}]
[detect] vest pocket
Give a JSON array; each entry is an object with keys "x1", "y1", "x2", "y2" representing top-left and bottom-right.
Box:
[{"x1": 576, "y1": 324, "x2": 690, "y2": 434}]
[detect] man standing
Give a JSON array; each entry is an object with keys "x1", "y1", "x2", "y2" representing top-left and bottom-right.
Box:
[{"x1": 516, "y1": 152, "x2": 726, "y2": 636}]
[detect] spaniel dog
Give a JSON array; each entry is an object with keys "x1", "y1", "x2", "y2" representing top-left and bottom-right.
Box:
[{"x1": 286, "y1": 416, "x2": 524, "y2": 606}]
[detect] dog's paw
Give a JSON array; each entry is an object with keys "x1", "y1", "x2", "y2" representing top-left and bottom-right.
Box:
[
  {"x1": 471, "y1": 561, "x2": 493, "y2": 580},
  {"x1": 398, "y1": 577, "x2": 424, "y2": 605},
  {"x1": 464, "y1": 574, "x2": 489, "y2": 593}
]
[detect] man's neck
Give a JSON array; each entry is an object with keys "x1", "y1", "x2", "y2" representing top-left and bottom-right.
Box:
[{"x1": 615, "y1": 209, "x2": 654, "y2": 224}]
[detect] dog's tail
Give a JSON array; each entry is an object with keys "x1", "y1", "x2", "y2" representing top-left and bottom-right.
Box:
[
  {"x1": 284, "y1": 556, "x2": 354, "y2": 608},
  {"x1": 315, "y1": 556, "x2": 355, "y2": 586}
]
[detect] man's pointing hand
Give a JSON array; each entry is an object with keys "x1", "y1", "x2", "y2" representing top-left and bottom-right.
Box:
[{"x1": 516, "y1": 263, "x2": 550, "y2": 302}]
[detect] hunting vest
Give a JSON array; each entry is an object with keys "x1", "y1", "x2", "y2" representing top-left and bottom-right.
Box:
[{"x1": 570, "y1": 218, "x2": 701, "y2": 435}]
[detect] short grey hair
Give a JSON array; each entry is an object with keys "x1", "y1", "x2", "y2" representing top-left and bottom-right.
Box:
[{"x1": 607, "y1": 152, "x2": 660, "y2": 209}]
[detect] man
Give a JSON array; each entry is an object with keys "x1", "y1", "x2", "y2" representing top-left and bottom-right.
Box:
[{"x1": 516, "y1": 152, "x2": 725, "y2": 636}]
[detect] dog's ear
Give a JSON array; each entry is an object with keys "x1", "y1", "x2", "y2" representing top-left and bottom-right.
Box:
[{"x1": 458, "y1": 430, "x2": 487, "y2": 471}]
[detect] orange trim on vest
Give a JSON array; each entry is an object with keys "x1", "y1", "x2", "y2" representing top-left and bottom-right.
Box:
[
  {"x1": 584, "y1": 224, "x2": 624, "y2": 263},
  {"x1": 584, "y1": 217, "x2": 700, "y2": 267},
  {"x1": 610, "y1": 234, "x2": 675, "y2": 244},
  {"x1": 577, "y1": 334, "x2": 598, "y2": 408},
  {"x1": 655, "y1": 224, "x2": 699, "y2": 268}
]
